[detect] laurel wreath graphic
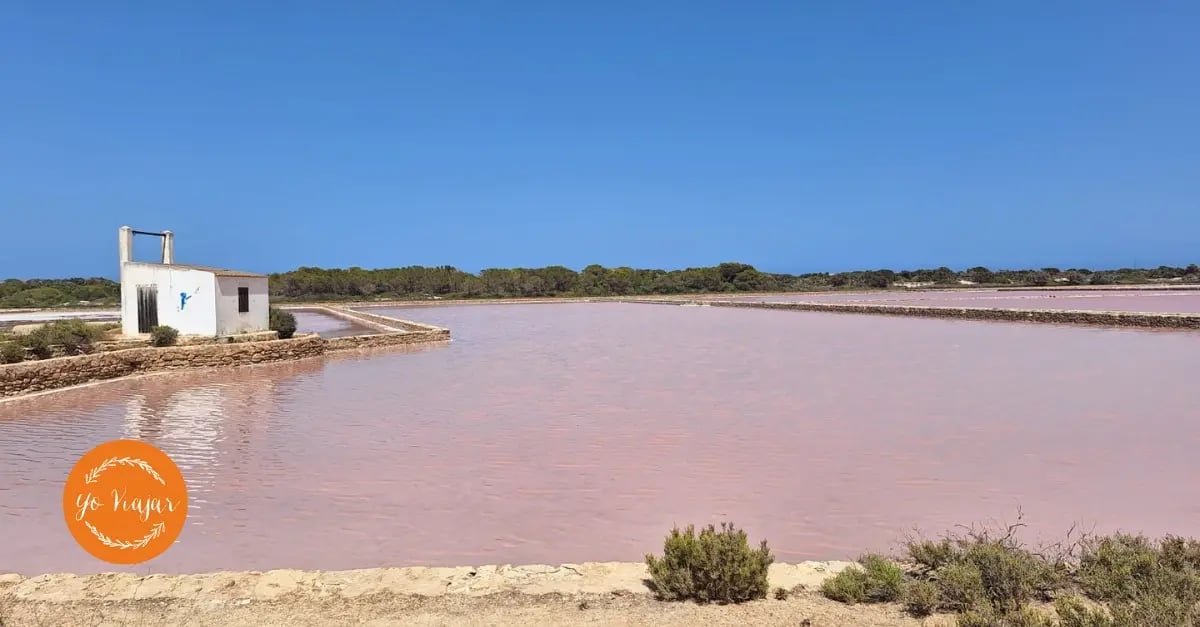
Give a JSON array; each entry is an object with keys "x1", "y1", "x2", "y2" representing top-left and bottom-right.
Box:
[
  {"x1": 84, "y1": 521, "x2": 166, "y2": 550},
  {"x1": 79, "y1": 455, "x2": 171, "y2": 550},
  {"x1": 83, "y1": 456, "x2": 165, "y2": 486}
]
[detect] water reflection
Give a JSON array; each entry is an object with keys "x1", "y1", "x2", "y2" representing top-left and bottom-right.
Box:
[
  {"x1": 123, "y1": 386, "x2": 226, "y2": 506},
  {"x1": 0, "y1": 357, "x2": 324, "y2": 573}
]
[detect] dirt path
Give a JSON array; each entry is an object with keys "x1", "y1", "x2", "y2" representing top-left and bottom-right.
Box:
[{"x1": 0, "y1": 562, "x2": 955, "y2": 626}]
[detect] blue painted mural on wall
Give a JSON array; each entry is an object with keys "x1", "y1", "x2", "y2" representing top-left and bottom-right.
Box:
[{"x1": 178, "y1": 288, "x2": 198, "y2": 312}]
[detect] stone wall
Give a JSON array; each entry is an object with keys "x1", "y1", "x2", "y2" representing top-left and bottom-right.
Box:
[
  {"x1": 1, "y1": 330, "x2": 281, "y2": 360},
  {"x1": 0, "y1": 335, "x2": 327, "y2": 398},
  {"x1": 0, "y1": 327, "x2": 450, "y2": 399},
  {"x1": 339, "y1": 308, "x2": 449, "y2": 333},
  {"x1": 325, "y1": 328, "x2": 450, "y2": 350},
  {"x1": 291, "y1": 305, "x2": 449, "y2": 334},
  {"x1": 290, "y1": 306, "x2": 398, "y2": 333},
  {"x1": 179, "y1": 330, "x2": 281, "y2": 345},
  {"x1": 645, "y1": 299, "x2": 1200, "y2": 329}
]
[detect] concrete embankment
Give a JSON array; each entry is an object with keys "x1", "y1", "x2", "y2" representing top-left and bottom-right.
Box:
[
  {"x1": 630, "y1": 299, "x2": 1200, "y2": 330},
  {"x1": 0, "y1": 561, "x2": 938, "y2": 627},
  {"x1": 0, "y1": 308, "x2": 449, "y2": 399}
]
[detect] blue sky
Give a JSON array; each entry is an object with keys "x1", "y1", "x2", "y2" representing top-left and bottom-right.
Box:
[{"x1": 3, "y1": 2, "x2": 1197, "y2": 279}]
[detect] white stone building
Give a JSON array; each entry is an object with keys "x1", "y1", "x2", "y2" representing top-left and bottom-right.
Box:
[{"x1": 118, "y1": 226, "x2": 270, "y2": 337}]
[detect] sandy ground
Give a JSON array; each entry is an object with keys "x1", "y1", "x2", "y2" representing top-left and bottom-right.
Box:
[{"x1": 0, "y1": 562, "x2": 956, "y2": 626}]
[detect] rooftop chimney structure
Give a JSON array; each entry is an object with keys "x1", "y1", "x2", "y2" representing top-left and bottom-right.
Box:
[
  {"x1": 118, "y1": 226, "x2": 174, "y2": 265},
  {"x1": 161, "y1": 230, "x2": 174, "y2": 264},
  {"x1": 118, "y1": 226, "x2": 134, "y2": 264}
]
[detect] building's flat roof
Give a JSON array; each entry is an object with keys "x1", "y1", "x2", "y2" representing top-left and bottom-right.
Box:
[{"x1": 125, "y1": 261, "x2": 267, "y2": 278}]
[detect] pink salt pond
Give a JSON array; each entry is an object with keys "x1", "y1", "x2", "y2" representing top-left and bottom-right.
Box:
[{"x1": 1, "y1": 302, "x2": 1198, "y2": 574}]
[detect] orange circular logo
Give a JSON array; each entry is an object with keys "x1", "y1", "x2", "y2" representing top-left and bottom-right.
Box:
[{"x1": 62, "y1": 439, "x2": 188, "y2": 564}]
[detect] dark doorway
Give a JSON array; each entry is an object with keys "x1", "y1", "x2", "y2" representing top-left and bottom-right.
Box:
[{"x1": 137, "y1": 285, "x2": 159, "y2": 333}]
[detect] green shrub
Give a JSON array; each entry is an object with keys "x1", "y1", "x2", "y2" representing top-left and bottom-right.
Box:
[
  {"x1": 939, "y1": 561, "x2": 988, "y2": 612},
  {"x1": 1074, "y1": 533, "x2": 1200, "y2": 626},
  {"x1": 149, "y1": 325, "x2": 179, "y2": 347},
  {"x1": 861, "y1": 554, "x2": 905, "y2": 601},
  {"x1": 901, "y1": 517, "x2": 1063, "y2": 617},
  {"x1": 961, "y1": 539, "x2": 1059, "y2": 613},
  {"x1": 269, "y1": 307, "x2": 297, "y2": 339},
  {"x1": 908, "y1": 538, "x2": 957, "y2": 572},
  {"x1": 1158, "y1": 536, "x2": 1200, "y2": 572},
  {"x1": 21, "y1": 319, "x2": 104, "y2": 356},
  {"x1": 1009, "y1": 608, "x2": 1057, "y2": 627},
  {"x1": 18, "y1": 331, "x2": 52, "y2": 359},
  {"x1": 821, "y1": 567, "x2": 869, "y2": 604},
  {"x1": 1078, "y1": 534, "x2": 1159, "y2": 602},
  {"x1": 955, "y1": 608, "x2": 996, "y2": 627},
  {"x1": 820, "y1": 554, "x2": 906, "y2": 604},
  {"x1": 644, "y1": 522, "x2": 773, "y2": 603},
  {"x1": 1056, "y1": 597, "x2": 1117, "y2": 627},
  {"x1": 0, "y1": 340, "x2": 26, "y2": 364},
  {"x1": 956, "y1": 606, "x2": 1055, "y2": 627},
  {"x1": 820, "y1": 523, "x2": 1200, "y2": 625},
  {"x1": 1109, "y1": 588, "x2": 1200, "y2": 626},
  {"x1": 903, "y1": 579, "x2": 941, "y2": 617}
]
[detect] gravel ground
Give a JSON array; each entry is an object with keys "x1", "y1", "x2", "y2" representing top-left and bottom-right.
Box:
[{"x1": 0, "y1": 562, "x2": 957, "y2": 626}]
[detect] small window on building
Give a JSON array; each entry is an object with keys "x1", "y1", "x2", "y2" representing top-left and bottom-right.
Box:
[{"x1": 237, "y1": 287, "x2": 249, "y2": 313}]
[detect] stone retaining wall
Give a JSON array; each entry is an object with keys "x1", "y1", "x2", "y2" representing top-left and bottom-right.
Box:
[
  {"x1": 637, "y1": 299, "x2": 1200, "y2": 329},
  {"x1": 0, "y1": 327, "x2": 450, "y2": 399},
  {"x1": 293, "y1": 306, "x2": 399, "y2": 333},
  {"x1": 286, "y1": 305, "x2": 450, "y2": 334},
  {"x1": 0, "y1": 335, "x2": 327, "y2": 398},
  {"x1": 340, "y1": 308, "x2": 449, "y2": 333},
  {"x1": 325, "y1": 328, "x2": 450, "y2": 350}
]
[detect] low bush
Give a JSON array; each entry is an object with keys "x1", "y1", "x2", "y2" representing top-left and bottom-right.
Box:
[
  {"x1": 861, "y1": 554, "x2": 906, "y2": 601},
  {"x1": 820, "y1": 554, "x2": 905, "y2": 604},
  {"x1": 1109, "y1": 589, "x2": 1200, "y2": 626},
  {"x1": 938, "y1": 561, "x2": 988, "y2": 612},
  {"x1": 908, "y1": 538, "x2": 956, "y2": 572},
  {"x1": 269, "y1": 307, "x2": 297, "y2": 339},
  {"x1": 20, "y1": 319, "x2": 105, "y2": 357},
  {"x1": 1159, "y1": 536, "x2": 1200, "y2": 572},
  {"x1": 903, "y1": 579, "x2": 941, "y2": 617},
  {"x1": 149, "y1": 325, "x2": 179, "y2": 347},
  {"x1": 820, "y1": 566, "x2": 869, "y2": 604},
  {"x1": 1077, "y1": 532, "x2": 1200, "y2": 625},
  {"x1": 817, "y1": 518, "x2": 1200, "y2": 625},
  {"x1": 1058, "y1": 592, "x2": 1200, "y2": 627},
  {"x1": 0, "y1": 340, "x2": 26, "y2": 363},
  {"x1": 956, "y1": 606, "x2": 1055, "y2": 627},
  {"x1": 897, "y1": 515, "x2": 1065, "y2": 617},
  {"x1": 1077, "y1": 534, "x2": 1159, "y2": 602},
  {"x1": 18, "y1": 332, "x2": 52, "y2": 359},
  {"x1": 961, "y1": 538, "x2": 1060, "y2": 613},
  {"x1": 1055, "y1": 597, "x2": 1117, "y2": 627},
  {"x1": 644, "y1": 522, "x2": 773, "y2": 603}
]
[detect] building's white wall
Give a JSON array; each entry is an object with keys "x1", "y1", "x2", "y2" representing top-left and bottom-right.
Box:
[
  {"x1": 214, "y1": 276, "x2": 270, "y2": 336},
  {"x1": 120, "y1": 263, "x2": 218, "y2": 336}
]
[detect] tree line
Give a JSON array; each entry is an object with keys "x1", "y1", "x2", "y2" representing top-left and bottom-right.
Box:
[
  {"x1": 266, "y1": 263, "x2": 1199, "y2": 300},
  {"x1": 0, "y1": 278, "x2": 121, "y2": 308},
  {"x1": 2, "y1": 263, "x2": 1197, "y2": 308}
]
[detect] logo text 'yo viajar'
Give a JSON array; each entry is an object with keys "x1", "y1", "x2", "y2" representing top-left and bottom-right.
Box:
[{"x1": 62, "y1": 439, "x2": 188, "y2": 564}]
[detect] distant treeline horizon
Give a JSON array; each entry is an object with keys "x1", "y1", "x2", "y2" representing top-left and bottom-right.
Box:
[{"x1": 3, "y1": 262, "x2": 1198, "y2": 308}]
